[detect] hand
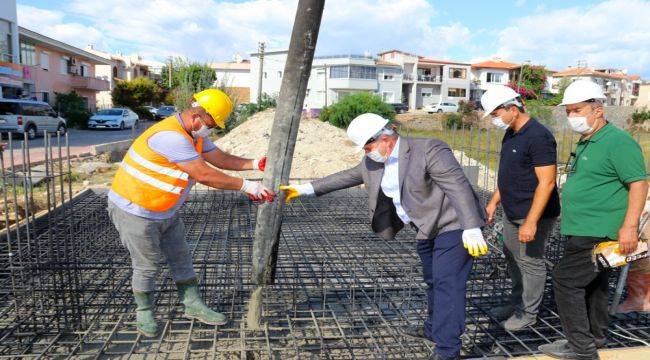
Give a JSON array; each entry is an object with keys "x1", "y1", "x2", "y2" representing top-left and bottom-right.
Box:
[
  {"x1": 462, "y1": 228, "x2": 489, "y2": 257},
  {"x1": 240, "y1": 180, "x2": 275, "y2": 203},
  {"x1": 253, "y1": 157, "x2": 267, "y2": 171},
  {"x1": 518, "y1": 220, "x2": 537, "y2": 243},
  {"x1": 485, "y1": 203, "x2": 497, "y2": 226},
  {"x1": 618, "y1": 224, "x2": 639, "y2": 255},
  {"x1": 279, "y1": 183, "x2": 313, "y2": 204}
]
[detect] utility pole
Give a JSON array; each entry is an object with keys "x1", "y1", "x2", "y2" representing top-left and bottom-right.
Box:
[
  {"x1": 167, "y1": 57, "x2": 172, "y2": 89},
  {"x1": 257, "y1": 42, "x2": 265, "y2": 104},
  {"x1": 247, "y1": 0, "x2": 325, "y2": 330}
]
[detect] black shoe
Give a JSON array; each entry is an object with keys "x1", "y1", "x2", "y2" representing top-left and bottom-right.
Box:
[
  {"x1": 538, "y1": 340, "x2": 600, "y2": 359},
  {"x1": 429, "y1": 352, "x2": 460, "y2": 360},
  {"x1": 401, "y1": 325, "x2": 434, "y2": 344}
]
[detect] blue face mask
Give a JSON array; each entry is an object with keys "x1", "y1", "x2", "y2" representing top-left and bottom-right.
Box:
[{"x1": 191, "y1": 117, "x2": 212, "y2": 138}]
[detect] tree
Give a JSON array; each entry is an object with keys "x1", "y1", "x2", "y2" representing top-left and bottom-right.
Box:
[
  {"x1": 112, "y1": 77, "x2": 158, "y2": 108},
  {"x1": 319, "y1": 92, "x2": 395, "y2": 129}
]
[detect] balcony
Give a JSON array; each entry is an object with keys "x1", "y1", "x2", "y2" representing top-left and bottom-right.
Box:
[
  {"x1": 71, "y1": 76, "x2": 110, "y2": 91},
  {"x1": 418, "y1": 75, "x2": 441, "y2": 83},
  {"x1": 403, "y1": 74, "x2": 414, "y2": 82}
]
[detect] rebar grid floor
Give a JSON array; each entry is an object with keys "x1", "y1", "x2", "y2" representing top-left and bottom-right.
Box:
[{"x1": 1, "y1": 189, "x2": 648, "y2": 359}]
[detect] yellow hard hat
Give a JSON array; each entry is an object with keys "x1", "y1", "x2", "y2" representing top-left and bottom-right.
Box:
[{"x1": 192, "y1": 89, "x2": 233, "y2": 128}]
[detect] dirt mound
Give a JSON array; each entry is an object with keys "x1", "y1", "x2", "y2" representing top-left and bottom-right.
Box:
[{"x1": 215, "y1": 109, "x2": 363, "y2": 179}]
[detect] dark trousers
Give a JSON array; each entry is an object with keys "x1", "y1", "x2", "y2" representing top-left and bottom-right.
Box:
[
  {"x1": 552, "y1": 236, "x2": 609, "y2": 354},
  {"x1": 417, "y1": 229, "x2": 473, "y2": 358}
]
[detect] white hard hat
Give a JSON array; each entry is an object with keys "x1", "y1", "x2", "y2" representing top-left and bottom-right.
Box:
[
  {"x1": 559, "y1": 80, "x2": 606, "y2": 106},
  {"x1": 346, "y1": 113, "x2": 389, "y2": 152},
  {"x1": 480, "y1": 85, "x2": 521, "y2": 118}
]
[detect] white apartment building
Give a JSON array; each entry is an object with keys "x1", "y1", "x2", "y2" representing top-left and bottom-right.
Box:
[
  {"x1": 211, "y1": 54, "x2": 251, "y2": 104},
  {"x1": 549, "y1": 67, "x2": 637, "y2": 106},
  {"x1": 469, "y1": 59, "x2": 521, "y2": 101},
  {"x1": 249, "y1": 49, "x2": 288, "y2": 103},
  {"x1": 378, "y1": 50, "x2": 471, "y2": 110},
  {"x1": 85, "y1": 45, "x2": 164, "y2": 109}
]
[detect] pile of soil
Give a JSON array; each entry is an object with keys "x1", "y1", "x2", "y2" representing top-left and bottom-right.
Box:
[{"x1": 215, "y1": 109, "x2": 363, "y2": 179}]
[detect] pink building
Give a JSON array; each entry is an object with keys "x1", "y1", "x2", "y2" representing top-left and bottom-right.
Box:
[{"x1": 18, "y1": 27, "x2": 110, "y2": 111}]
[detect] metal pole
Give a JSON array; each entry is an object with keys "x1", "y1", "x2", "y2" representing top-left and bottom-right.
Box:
[
  {"x1": 257, "y1": 42, "x2": 265, "y2": 104},
  {"x1": 247, "y1": 0, "x2": 325, "y2": 329}
]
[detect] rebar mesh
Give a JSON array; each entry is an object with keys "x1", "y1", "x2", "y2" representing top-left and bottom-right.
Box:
[{"x1": 1, "y1": 188, "x2": 648, "y2": 359}]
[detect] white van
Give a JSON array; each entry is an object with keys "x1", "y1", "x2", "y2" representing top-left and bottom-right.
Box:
[{"x1": 0, "y1": 99, "x2": 67, "y2": 140}]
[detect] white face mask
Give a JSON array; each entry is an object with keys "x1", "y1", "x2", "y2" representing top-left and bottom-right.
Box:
[
  {"x1": 367, "y1": 150, "x2": 386, "y2": 163},
  {"x1": 191, "y1": 118, "x2": 212, "y2": 138},
  {"x1": 567, "y1": 116, "x2": 594, "y2": 134},
  {"x1": 491, "y1": 116, "x2": 510, "y2": 131}
]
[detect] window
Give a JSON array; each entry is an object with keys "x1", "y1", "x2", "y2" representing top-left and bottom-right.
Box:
[
  {"x1": 330, "y1": 65, "x2": 349, "y2": 78},
  {"x1": 20, "y1": 42, "x2": 36, "y2": 65},
  {"x1": 449, "y1": 67, "x2": 466, "y2": 79},
  {"x1": 383, "y1": 74, "x2": 394, "y2": 80},
  {"x1": 60, "y1": 56, "x2": 70, "y2": 75},
  {"x1": 80, "y1": 63, "x2": 90, "y2": 77},
  {"x1": 112, "y1": 66, "x2": 118, "y2": 78},
  {"x1": 0, "y1": 19, "x2": 12, "y2": 62},
  {"x1": 349, "y1": 66, "x2": 376, "y2": 79},
  {"x1": 382, "y1": 92, "x2": 394, "y2": 102},
  {"x1": 448, "y1": 88, "x2": 467, "y2": 97},
  {"x1": 40, "y1": 51, "x2": 49, "y2": 71},
  {"x1": 487, "y1": 72, "x2": 503, "y2": 83},
  {"x1": 0, "y1": 102, "x2": 19, "y2": 115},
  {"x1": 42, "y1": 92, "x2": 49, "y2": 103},
  {"x1": 263, "y1": 72, "x2": 267, "y2": 79},
  {"x1": 278, "y1": 71, "x2": 282, "y2": 78}
]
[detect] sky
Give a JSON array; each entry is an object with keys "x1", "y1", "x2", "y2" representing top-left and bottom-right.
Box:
[{"x1": 15, "y1": 0, "x2": 650, "y2": 77}]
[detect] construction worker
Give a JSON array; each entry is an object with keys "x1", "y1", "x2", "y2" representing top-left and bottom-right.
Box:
[
  {"x1": 280, "y1": 113, "x2": 487, "y2": 360},
  {"x1": 107, "y1": 89, "x2": 275, "y2": 337},
  {"x1": 538, "y1": 80, "x2": 648, "y2": 359},
  {"x1": 482, "y1": 85, "x2": 560, "y2": 331}
]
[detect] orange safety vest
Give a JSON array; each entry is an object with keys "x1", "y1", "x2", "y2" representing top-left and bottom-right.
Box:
[{"x1": 111, "y1": 115, "x2": 204, "y2": 212}]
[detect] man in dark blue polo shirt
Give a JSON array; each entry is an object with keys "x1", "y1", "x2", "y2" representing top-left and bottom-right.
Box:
[{"x1": 482, "y1": 86, "x2": 560, "y2": 331}]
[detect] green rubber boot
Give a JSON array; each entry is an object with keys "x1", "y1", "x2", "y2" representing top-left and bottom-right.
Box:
[
  {"x1": 133, "y1": 291, "x2": 158, "y2": 337},
  {"x1": 176, "y1": 278, "x2": 227, "y2": 326}
]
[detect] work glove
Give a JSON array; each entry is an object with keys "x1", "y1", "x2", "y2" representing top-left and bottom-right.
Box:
[
  {"x1": 240, "y1": 179, "x2": 275, "y2": 203},
  {"x1": 462, "y1": 228, "x2": 489, "y2": 257},
  {"x1": 253, "y1": 157, "x2": 267, "y2": 171},
  {"x1": 279, "y1": 183, "x2": 314, "y2": 204}
]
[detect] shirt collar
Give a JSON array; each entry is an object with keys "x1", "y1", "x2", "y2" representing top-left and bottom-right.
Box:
[
  {"x1": 580, "y1": 122, "x2": 612, "y2": 144},
  {"x1": 388, "y1": 136, "x2": 401, "y2": 159}
]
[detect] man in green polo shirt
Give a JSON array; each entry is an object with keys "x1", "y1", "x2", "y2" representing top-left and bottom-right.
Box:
[{"x1": 539, "y1": 80, "x2": 648, "y2": 360}]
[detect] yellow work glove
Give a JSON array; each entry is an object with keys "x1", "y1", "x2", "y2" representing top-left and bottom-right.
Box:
[
  {"x1": 462, "y1": 228, "x2": 489, "y2": 257},
  {"x1": 279, "y1": 183, "x2": 313, "y2": 204}
]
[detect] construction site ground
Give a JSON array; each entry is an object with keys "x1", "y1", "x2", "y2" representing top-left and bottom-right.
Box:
[{"x1": 1, "y1": 109, "x2": 648, "y2": 358}]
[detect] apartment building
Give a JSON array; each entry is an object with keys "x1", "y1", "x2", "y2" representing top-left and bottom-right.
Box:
[
  {"x1": 378, "y1": 50, "x2": 471, "y2": 110},
  {"x1": 549, "y1": 67, "x2": 637, "y2": 106},
  {"x1": 469, "y1": 59, "x2": 521, "y2": 101},
  {"x1": 18, "y1": 27, "x2": 110, "y2": 110},
  {"x1": 0, "y1": 0, "x2": 22, "y2": 98},
  {"x1": 85, "y1": 45, "x2": 163, "y2": 109},
  {"x1": 211, "y1": 54, "x2": 251, "y2": 104}
]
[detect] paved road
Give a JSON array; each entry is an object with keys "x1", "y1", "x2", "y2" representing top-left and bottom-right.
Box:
[{"x1": 2, "y1": 121, "x2": 156, "y2": 168}]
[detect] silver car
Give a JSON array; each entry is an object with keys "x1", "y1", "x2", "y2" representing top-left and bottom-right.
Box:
[
  {"x1": 88, "y1": 108, "x2": 139, "y2": 130},
  {"x1": 0, "y1": 99, "x2": 67, "y2": 140}
]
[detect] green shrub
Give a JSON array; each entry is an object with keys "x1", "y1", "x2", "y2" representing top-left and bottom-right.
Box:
[
  {"x1": 319, "y1": 92, "x2": 395, "y2": 129},
  {"x1": 65, "y1": 110, "x2": 91, "y2": 129},
  {"x1": 444, "y1": 113, "x2": 464, "y2": 129},
  {"x1": 631, "y1": 107, "x2": 650, "y2": 125},
  {"x1": 133, "y1": 106, "x2": 154, "y2": 121}
]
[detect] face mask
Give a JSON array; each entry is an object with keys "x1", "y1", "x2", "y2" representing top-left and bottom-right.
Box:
[
  {"x1": 491, "y1": 116, "x2": 510, "y2": 131},
  {"x1": 191, "y1": 118, "x2": 212, "y2": 138},
  {"x1": 567, "y1": 116, "x2": 594, "y2": 134},
  {"x1": 367, "y1": 150, "x2": 386, "y2": 163}
]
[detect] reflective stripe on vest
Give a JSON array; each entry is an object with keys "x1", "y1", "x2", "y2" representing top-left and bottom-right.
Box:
[
  {"x1": 119, "y1": 160, "x2": 184, "y2": 195},
  {"x1": 127, "y1": 149, "x2": 189, "y2": 181}
]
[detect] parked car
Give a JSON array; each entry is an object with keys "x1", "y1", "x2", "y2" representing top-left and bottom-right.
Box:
[
  {"x1": 155, "y1": 105, "x2": 176, "y2": 120},
  {"x1": 389, "y1": 103, "x2": 409, "y2": 114},
  {"x1": 424, "y1": 102, "x2": 458, "y2": 114},
  {"x1": 142, "y1": 106, "x2": 158, "y2": 116},
  {"x1": 0, "y1": 99, "x2": 67, "y2": 140},
  {"x1": 88, "y1": 108, "x2": 139, "y2": 130}
]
